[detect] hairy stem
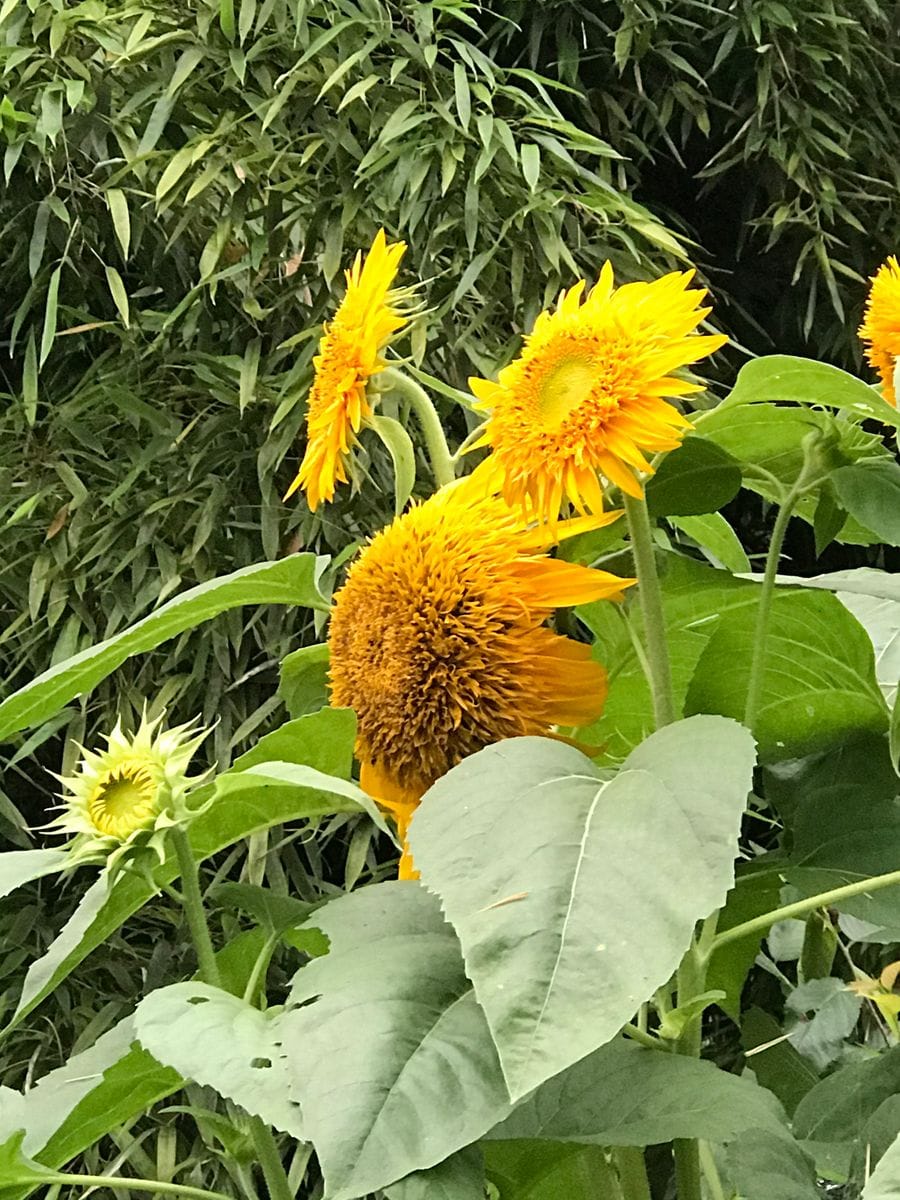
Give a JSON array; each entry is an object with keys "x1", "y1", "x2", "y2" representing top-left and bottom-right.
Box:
[
  {"x1": 743, "y1": 493, "x2": 798, "y2": 730},
  {"x1": 699, "y1": 1141, "x2": 728, "y2": 1200},
  {"x1": 614, "y1": 1147, "x2": 653, "y2": 1200},
  {"x1": 171, "y1": 826, "x2": 220, "y2": 988},
  {"x1": 744, "y1": 442, "x2": 822, "y2": 730},
  {"x1": 380, "y1": 367, "x2": 455, "y2": 489},
  {"x1": 672, "y1": 936, "x2": 707, "y2": 1200},
  {"x1": 250, "y1": 1117, "x2": 295, "y2": 1200},
  {"x1": 623, "y1": 492, "x2": 675, "y2": 728}
]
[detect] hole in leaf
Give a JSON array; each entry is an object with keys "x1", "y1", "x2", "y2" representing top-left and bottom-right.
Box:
[{"x1": 250, "y1": 1057, "x2": 272, "y2": 1069}]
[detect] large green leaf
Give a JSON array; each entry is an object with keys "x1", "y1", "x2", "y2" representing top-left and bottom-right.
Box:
[
  {"x1": 697, "y1": 404, "x2": 828, "y2": 492},
  {"x1": 785, "y1": 736, "x2": 900, "y2": 929},
  {"x1": 706, "y1": 872, "x2": 783, "y2": 1020},
  {"x1": 579, "y1": 555, "x2": 760, "y2": 761},
  {"x1": 776, "y1": 569, "x2": 900, "y2": 705},
  {"x1": 741, "y1": 1008, "x2": 819, "y2": 1118},
  {"x1": 717, "y1": 355, "x2": 897, "y2": 426},
  {"x1": 5, "y1": 708, "x2": 358, "y2": 1032},
  {"x1": 686, "y1": 588, "x2": 886, "y2": 761},
  {"x1": 864, "y1": 1131, "x2": 900, "y2": 1199},
  {"x1": 278, "y1": 642, "x2": 330, "y2": 718},
  {"x1": 484, "y1": 1036, "x2": 784, "y2": 1146},
  {"x1": 723, "y1": 1129, "x2": 819, "y2": 1200},
  {"x1": 281, "y1": 882, "x2": 512, "y2": 1200},
  {"x1": 0, "y1": 1017, "x2": 179, "y2": 1199},
  {"x1": 0, "y1": 556, "x2": 328, "y2": 743},
  {"x1": 384, "y1": 1148, "x2": 486, "y2": 1200},
  {"x1": 0, "y1": 850, "x2": 70, "y2": 901},
  {"x1": 134, "y1": 982, "x2": 304, "y2": 1137},
  {"x1": 645, "y1": 436, "x2": 741, "y2": 516},
  {"x1": 669, "y1": 512, "x2": 750, "y2": 574},
  {"x1": 409, "y1": 717, "x2": 755, "y2": 1099},
  {"x1": 832, "y1": 460, "x2": 900, "y2": 548},
  {"x1": 483, "y1": 1142, "x2": 614, "y2": 1200},
  {"x1": 793, "y1": 1046, "x2": 900, "y2": 1148}
]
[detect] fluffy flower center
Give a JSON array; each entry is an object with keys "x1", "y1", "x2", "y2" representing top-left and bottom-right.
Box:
[
  {"x1": 329, "y1": 490, "x2": 619, "y2": 799},
  {"x1": 88, "y1": 761, "x2": 159, "y2": 840}
]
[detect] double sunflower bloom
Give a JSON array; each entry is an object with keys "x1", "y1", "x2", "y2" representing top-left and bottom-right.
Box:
[{"x1": 285, "y1": 233, "x2": 732, "y2": 872}]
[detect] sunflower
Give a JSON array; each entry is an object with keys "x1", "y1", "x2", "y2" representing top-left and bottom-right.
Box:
[
  {"x1": 327, "y1": 480, "x2": 632, "y2": 877},
  {"x1": 859, "y1": 256, "x2": 900, "y2": 406},
  {"x1": 469, "y1": 263, "x2": 727, "y2": 521},
  {"x1": 285, "y1": 230, "x2": 410, "y2": 509},
  {"x1": 51, "y1": 710, "x2": 209, "y2": 868}
]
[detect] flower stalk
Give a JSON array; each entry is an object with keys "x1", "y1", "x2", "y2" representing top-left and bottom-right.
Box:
[
  {"x1": 380, "y1": 367, "x2": 455, "y2": 489},
  {"x1": 614, "y1": 1148, "x2": 653, "y2": 1200},
  {"x1": 624, "y1": 492, "x2": 675, "y2": 728},
  {"x1": 744, "y1": 433, "x2": 829, "y2": 731},
  {"x1": 171, "y1": 826, "x2": 220, "y2": 988}
]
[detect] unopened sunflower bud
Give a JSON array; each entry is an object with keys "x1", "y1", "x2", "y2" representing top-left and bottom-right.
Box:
[{"x1": 50, "y1": 709, "x2": 210, "y2": 868}]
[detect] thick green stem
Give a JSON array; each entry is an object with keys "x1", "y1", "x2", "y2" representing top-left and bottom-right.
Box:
[
  {"x1": 36, "y1": 1172, "x2": 232, "y2": 1200},
  {"x1": 709, "y1": 867, "x2": 900, "y2": 955},
  {"x1": 380, "y1": 367, "x2": 455, "y2": 489},
  {"x1": 251, "y1": 1117, "x2": 295, "y2": 1200},
  {"x1": 744, "y1": 439, "x2": 824, "y2": 730},
  {"x1": 172, "y1": 826, "x2": 220, "y2": 987},
  {"x1": 743, "y1": 491, "x2": 799, "y2": 730},
  {"x1": 672, "y1": 937, "x2": 707, "y2": 1200},
  {"x1": 699, "y1": 1141, "x2": 728, "y2": 1200},
  {"x1": 623, "y1": 492, "x2": 675, "y2": 728},
  {"x1": 614, "y1": 1147, "x2": 653, "y2": 1200}
]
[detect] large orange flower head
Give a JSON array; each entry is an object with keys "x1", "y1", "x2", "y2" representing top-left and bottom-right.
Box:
[
  {"x1": 328, "y1": 480, "x2": 631, "y2": 875},
  {"x1": 286, "y1": 230, "x2": 410, "y2": 509},
  {"x1": 469, "y1": 263, "x2": 727, "y2": 520},
  {"x1": 859, "y1": 256, "x2": 900, "y2": 406}
]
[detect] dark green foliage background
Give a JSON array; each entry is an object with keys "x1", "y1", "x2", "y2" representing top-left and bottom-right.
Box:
[{"x1": 3, "y1": 0, "x2": 896, "y2": 777}]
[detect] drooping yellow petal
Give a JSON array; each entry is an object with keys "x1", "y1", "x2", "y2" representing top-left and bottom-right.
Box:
[
  {"x1": 286, "y1": 230, "x2": 411, "y2": 509},
  {"x1": 859, "y1": 256, "x2": 900, "y2": 406},
  {"x1": 469, "y1": 264, "x2": 727, "y2": 521}
]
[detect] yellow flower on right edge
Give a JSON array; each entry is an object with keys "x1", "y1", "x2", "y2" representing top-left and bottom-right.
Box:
[
  {"x1": 859, "y1": 255, "x2": 900, "y2": 406},
  {"x1": 469, "y1": 263, "x2": 727, "y2": 521}
]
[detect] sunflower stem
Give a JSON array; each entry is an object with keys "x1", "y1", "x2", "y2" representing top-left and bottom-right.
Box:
[
  {"x1": 614, "y1": 1147, "x2": 652, "y2": 1200},
  {"x1": 623, "y1": 492, "x2": 675, "y2": 728},
  {"x1": 171, "y1": 826, "x2": 220, "y2": 988},
  {"x1": 748, "y1": 434, "x2": 830, "y2": 729},
  {"x1": 380, "y1": 367, "x2": 455, "y2": 489},
  {"x1": 743, "y1": 464, "x2": 814, "y2": 731},
  {"x1": 250, "y1": 1118, "x2": 295, "y2": 1200},
  {"x1": 672, "y1": 932, "x2": 708, "y2": 1200}
]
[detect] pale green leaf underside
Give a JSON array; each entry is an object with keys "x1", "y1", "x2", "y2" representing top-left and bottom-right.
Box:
[
  {"x1": 409, "y1": 716, "x2": 756, "y2": 1099},
  {"x1": 134, "y1": 982, "x2": 304, "y2": 1138},
  {"x1": 282, "y1": 882, "x2": 511, "y2": 1200}
]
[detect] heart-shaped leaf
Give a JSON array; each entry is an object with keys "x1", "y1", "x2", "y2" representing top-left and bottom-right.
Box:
[{"x1": 409, "y1": 716, "x2": 756, "y2": 1099}]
